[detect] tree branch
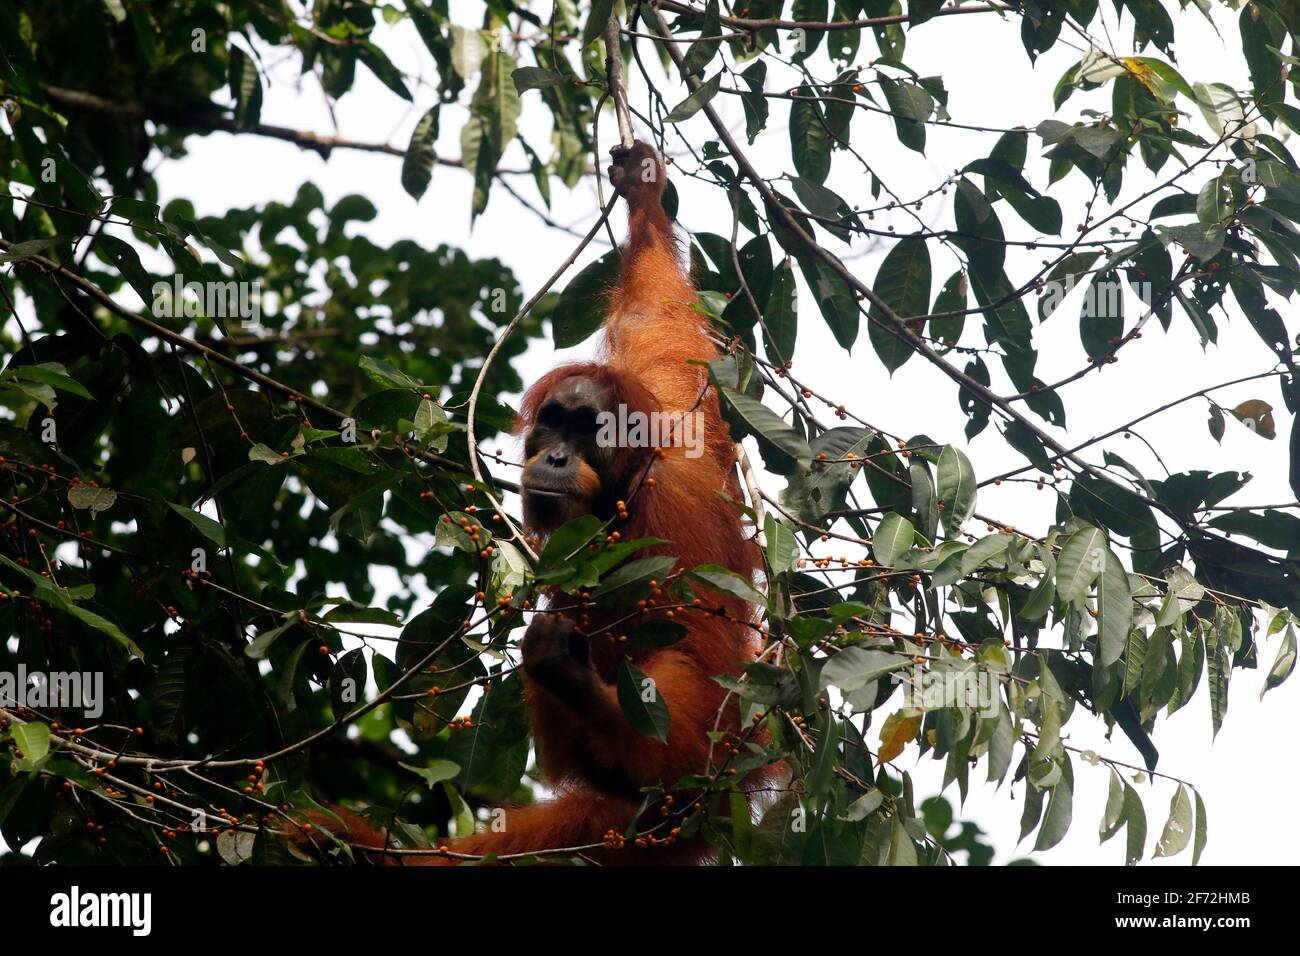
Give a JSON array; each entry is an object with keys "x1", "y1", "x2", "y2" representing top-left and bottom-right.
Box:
[
  {"x1": 38, "y1": 84, "x2": 529, "y2": 173},
  {"x1": 0, "y1": 238, "x2": 490, "y2": 487},
  {"x1": 644, "y1": 6, "x2": 1193, "y2": 532},
  {"x1": 656, "y1": 0, "x2": 1011, "y2": 32}
]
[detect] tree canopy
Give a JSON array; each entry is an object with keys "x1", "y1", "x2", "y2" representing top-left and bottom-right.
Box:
[{"x1": 1, "y1": 0, "x2": 1298, "y2": 866}]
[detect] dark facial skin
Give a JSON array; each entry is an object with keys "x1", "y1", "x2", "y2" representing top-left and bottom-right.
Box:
[{"x1": 521, "y1": 375, "x2": 619, "y2": 532}]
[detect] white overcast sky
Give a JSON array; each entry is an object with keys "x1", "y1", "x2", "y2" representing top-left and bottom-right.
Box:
[{"x1": 120, "y1": 1, "x2": 1300, "y2": 865}]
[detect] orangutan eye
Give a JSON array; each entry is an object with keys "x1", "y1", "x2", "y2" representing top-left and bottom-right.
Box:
[{"x1": 538, "y1": 402, "x2": 564, "y2": 429}]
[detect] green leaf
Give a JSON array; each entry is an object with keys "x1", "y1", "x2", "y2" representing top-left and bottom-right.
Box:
[
  {"x1": 867, "y1": 236, "x2": 930, "y2": 373},
  {"x1": 1055, "y1": 525, "x2": 1105, "y2": 605},
  {"x1": 818, "y1": 647, "x2": 910, "y2": 692},
  {"x1": 401, "y1": 107, "x2": 440, "y2": 200},
  {"x1": 443, "y1": 782, "x2": 475, "y2": 838},
  {"x1": 450, "y1": 25, "x2": 487, "y2": 78},
  {"x1": 399, "y1": 759, "x2": 461, "y2": 789},
  {"x1": 1080, "y1": 271, "x2": 1123, "y2": 362},
  {"x1": 1261, "y1": 625, "x2": 1297, "y2": 699},
  {"x1": 888, "y1": 816, "x2": 918, "y2": 865},
  {"x1": 359, "y1": 355, "x2": 424, "y2": 390},
  {"x1": 1019, "y1": 552, "x2": 1057, "y2": 621},
  {"x1": 1196, "y1": 175, "x2": 1233, "y2": 224},
  {"x1": 592, "y1": 555, "x2": 676, "y2": 602},
  {"x1": 228, "y1": 46, "x2": 263, "y2": 128},
  {"x1": 685, "y1": 564, "x2": 766, "y2": 604},
  {"x1": 665, "y1": 73, "x2": 722, "y2": 123},
  {"x1": 413, "y1": 397, "x2": 447, "y2": 444},
  {"x1": 739, "y1": 61, "x2": 769, "y2": 144},
  {"x1": 1158, "y1": 223, "x2": 1226, "y2": 261},
  {"x1": 1096, "y1": 548, "x2": 1131, "y2": 666},
  {"x1": 790, "y1": 88, "x2": 831, "y2": 183},
  {"x1": 616, "y1": 661, "x2": 671, "y2": 743},
  {"x1": 0, "y1": 237, "x2": 65, "y2": 264},
  {"x1": 764, "y1": 257, "x2": 798, "y2": 364},
  {"x1": 790, "y1": 178, "x2": 848, "y2": 220},
  {"x1": 66, "y1": 604, "x2": 145, "y2": 660},
  {"x1": 763, "y1": 514, "x2": 799, "y2": 575},
  {"x1": 1170, "y1": 624, "x2": 1205, "y2": 715},
  {"x1": 873, "y1": 513, "x2": 915, "y2": 567},
  {"x1": 248, "y1": 443, "x2": 287, "y2": 465},
  {"x1": 880, "y1": 77, "x2": 932, "y2": 154},
  {"x1": 1206, "y1": 619, "x2": 1229, "y2": 739},
  {"x1": 358, "y1": 41, "x2": 412, "y2": 101},
  {"x1": 1038, "y1": 252, "x2": 1100, "y2": 322},
  {"x1": 11, "y1": 721, "x2": 51, "y2": 764},
  {"x1": 930, "y1": 270, "x2": 967, "y2": 347},
  {"x1": 168, "y1": 502, "x2": 227, "y2": 548},
  {"x1": 720, "y1": 387, "x2": 813, "y2": 472},
  {"x1": 1208, "y1": 404, "x2": 1225, "y2": 443},
  {"x1": 1121, "y1": 628, "x2": 1149, "y2": 698},
  {"x1": 4, "y1": 362, "x2": 94, "y2": 401},
  {"x1": 538, "y1": 515, "x2": 605, "y2": 573},
  {"x1": 680, "y1": 0, "x2": 722, "y2": 77},
  {"x1": 908, "y1": 0, "x2": 944, "y2": 27},
  {"x1": 245, "y1": 618, "x2": 295, "y2": 659},
  {"x1": 841, "y1": 789, "x2": 885, "y2": 822},
  {"x1": 628, "y1": 619, "x2": 688, "y2": 648},
  {"x1": 1193, "y1": 81, "x2": 1246, "y2": 138},
  {"x1": 987, "y1": 701, "x2": 1015, "y2": 784},
  {"x1": 581, "y1": 0, "x2": 615, "y2": 46},
  {"x1": 1034, "y1": 768, "x2": 1073, "y2": 851},
  {"x1": 1192, "y1": 790, "x2": 1208, "y2": 866},
  {"x1": 802, "y1": 254, "x2": 859, "y2": 349},
  {"x1": 790, "y1": 0, "x2": 829, "y2": 59},
  {"x1": 511, "y1": 66, "x2": 564, "y2": 92},
  {"x1": 1099, "y1": 770, "x2": 1125, "y2": 843},
  {"x1": 1122, "y1": 782, "x2": 1146, "y2": 865},
  {"x1": 323, "y1": 604, "x2": 402, "y2": 626},
  {"x1": 552, "y1": 250, "x2": 620, "y2": 347},
  {"x1": 935, "y1": 445, "x2": 976, "y2": 536},
  {"x1": 958, "y1": 532, "x2": 1012, "y2": 577}
]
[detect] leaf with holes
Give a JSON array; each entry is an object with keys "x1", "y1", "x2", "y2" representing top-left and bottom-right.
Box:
[
  {"x1": 1154, "y1": 784, "x2": 1194, "y2": 858},
  {"x1": 68, "y1": 485, "x2": 117, "y2": 514},
  {"x1": 1229, "y1": 399, "x2": 1275, "y2": 439}
]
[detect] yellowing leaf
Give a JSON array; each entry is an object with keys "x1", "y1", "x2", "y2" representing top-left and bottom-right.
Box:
[
  {"x1": 1121, "y1": 57, "x2": 1160, "y2": 97},
  {"x1": 878, "y1": 708, "x2": 922, "y2": 763},
  {"x1": 1229, "y1": 399, "x2": 1275, "y2": 439}
]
